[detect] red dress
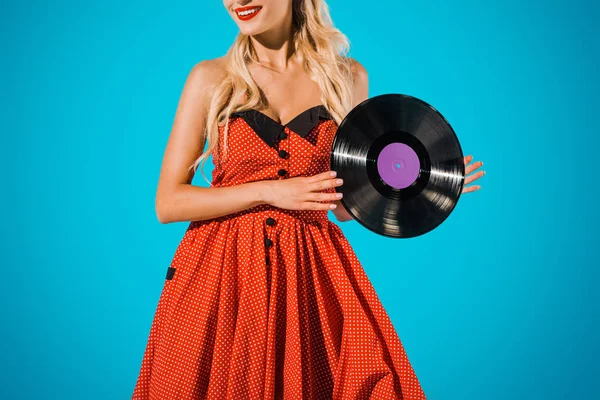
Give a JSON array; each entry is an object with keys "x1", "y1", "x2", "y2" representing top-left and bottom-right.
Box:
[{"x1": 132, "y1": 105, "x2": 427, "y2": 400}]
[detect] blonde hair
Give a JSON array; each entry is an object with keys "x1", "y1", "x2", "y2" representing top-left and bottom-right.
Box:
[{"x1": 191, "y1": 0, "x2": 355, "y2": 185}]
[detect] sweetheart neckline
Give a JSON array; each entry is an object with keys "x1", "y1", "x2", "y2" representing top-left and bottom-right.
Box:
[
  {"x1": 229, "y1": 104, "x2": 335, "y2": 148},
  {"x1": 231, "y1": 104, "x2": 332, "y2": 128}
]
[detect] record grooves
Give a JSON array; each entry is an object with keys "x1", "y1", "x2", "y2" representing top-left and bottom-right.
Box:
[{"x1": 331, "y1": 94, "x2": 465, "y2": 238}]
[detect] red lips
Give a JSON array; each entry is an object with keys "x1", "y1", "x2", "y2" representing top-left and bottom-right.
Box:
[{"x1": 234, "y1": 5, "x2": 262, "y2": 21}]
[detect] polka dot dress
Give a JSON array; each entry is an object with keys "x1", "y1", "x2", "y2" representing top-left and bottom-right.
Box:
[{"x1": 132, "y1": 105, "x2": 427, "y2": 399}]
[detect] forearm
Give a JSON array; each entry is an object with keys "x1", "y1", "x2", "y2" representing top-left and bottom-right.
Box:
[{"x1": 156, "y1": 181, "x2": 269, "y2": 224}]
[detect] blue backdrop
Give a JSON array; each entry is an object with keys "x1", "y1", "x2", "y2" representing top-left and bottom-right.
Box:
[{"x1": 2, "y1": 0, "x2": 598, "y2": 399}]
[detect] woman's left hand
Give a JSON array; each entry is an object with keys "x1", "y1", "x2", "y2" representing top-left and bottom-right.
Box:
[{"x1": 462, "y1": 155, "x2": 485, "y2": 194}]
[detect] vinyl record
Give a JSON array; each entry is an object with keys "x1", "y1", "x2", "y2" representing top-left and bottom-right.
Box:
[{"x1": 331, "y1": 94, "x2": 465, "y2": 238}]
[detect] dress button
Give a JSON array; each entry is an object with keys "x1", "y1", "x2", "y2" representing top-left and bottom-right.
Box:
[
  {"x1": 279, "y1": 131, "x2": 288, "y2": 140},
  {"x1": 277, "y1": 169, "x2": 287, "y2": 177},
  {"x1": 265, "y1": 238, "x2": 273, "y2": 247},
  {"x1": 266, "y1": 217, "x2": 276, "y2": 226},
  {"x1": 278, "y1": 149, "x2": 288, "y2": 159}
]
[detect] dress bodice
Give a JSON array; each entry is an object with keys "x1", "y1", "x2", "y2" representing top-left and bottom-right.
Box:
[{"x1": 210, "y1": 105, "x2": 338, "y2": 189}]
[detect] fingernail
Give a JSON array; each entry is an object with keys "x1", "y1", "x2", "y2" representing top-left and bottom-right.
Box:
[
  {"x1": 330, "y1": 171, "x2": 337, "y2": 177},
  {"x1": 336, "y1": 179, "x2": 343, "y2": 184},
  {"x1": 330, "y1": 203, "x2": 337, "y2": 209},
  {"x1": 336, "y1": 193, "x2": 343, "y2": 198}
]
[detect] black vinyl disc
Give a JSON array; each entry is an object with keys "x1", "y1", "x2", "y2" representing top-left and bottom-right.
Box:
[{"x1": 331, "y1": 94, "x2": 465, "y2": 238}]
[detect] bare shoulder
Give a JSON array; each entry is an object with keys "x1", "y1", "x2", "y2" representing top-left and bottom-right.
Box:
[
  {"x1": 185, "y1": 56, "x2": 227, "y2": 92},
  {"x1": 348, "y1": 57, "x2": 368, "y2": 80},
  {"x1": 347, "y1": 57, "x2": 369, "y2": 105}
]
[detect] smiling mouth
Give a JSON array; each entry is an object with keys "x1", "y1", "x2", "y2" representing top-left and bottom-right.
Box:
[{"x1": 235, "y1": 6, "x2": 262, "y2": 21}]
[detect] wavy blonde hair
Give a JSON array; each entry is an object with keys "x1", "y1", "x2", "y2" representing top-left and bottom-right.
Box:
[{"x1": 191, "y1": 0, "x2": 355, "y2": 185}]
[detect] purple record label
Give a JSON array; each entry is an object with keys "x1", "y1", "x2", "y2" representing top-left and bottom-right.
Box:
[{"x1": 376, "y1": 143, "x2": 420, "y2": 189}]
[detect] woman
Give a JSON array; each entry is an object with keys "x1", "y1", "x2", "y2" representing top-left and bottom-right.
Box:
[{"x1": 132, "y1": 1, "x2": 484, "y2": 399}]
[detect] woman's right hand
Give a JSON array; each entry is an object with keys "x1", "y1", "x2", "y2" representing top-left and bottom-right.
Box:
[{"x1": 259, "y1": 171, "x2": 344, "y2": 211}]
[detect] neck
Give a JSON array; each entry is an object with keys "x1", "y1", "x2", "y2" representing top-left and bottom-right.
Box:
[{"x1": 249, "y1": 21, "x2": 296, "y2": 70}]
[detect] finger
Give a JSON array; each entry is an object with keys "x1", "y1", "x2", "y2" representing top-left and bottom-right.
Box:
[
  {"x1": 301, "y1": 201, "x2": 337, "y2": 210},
  {"x1": 462, "y1": 185, "x2": 481, "y2": 194},
  {"x1": 464, "y1": 170, "x2": 485, "y2": 185},
  {"x1": 463, "y1": 155, "x2": 473, "y2": 165},
  {"x1": 310, "y1": 177, "x2": 343, "y2": 192},
  {"x1": 305, "y1": 192, "x2": 343, "y2": 202},
  {"x1": 465, "y1": 160, "x2": 484, "y2": 175},
  {"x1": 306, "y1": 170, "x2": 337, "y2": 183}
]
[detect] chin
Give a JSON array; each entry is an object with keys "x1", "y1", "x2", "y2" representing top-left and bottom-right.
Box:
[{"x1": 238, "y1": 25, "x2": 266, "y2": 36}]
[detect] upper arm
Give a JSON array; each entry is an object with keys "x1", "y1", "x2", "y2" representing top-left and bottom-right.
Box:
[
  {"x1": 331, "y1": 57, "x2": 369, "y2": 222},
  {"x1": 156, "y1": 59, "x2": 225, "y2": 209}
]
